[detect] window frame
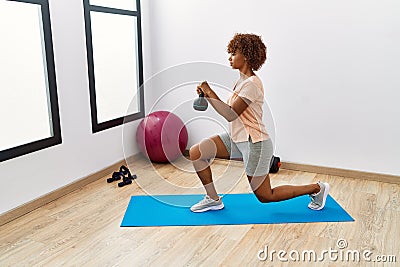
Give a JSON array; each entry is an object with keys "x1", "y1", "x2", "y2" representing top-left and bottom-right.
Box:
[
  {"x1": 0, "y1": 0, "x2": 61, "y2": 162},
  {"x1": 83, "y1": 0, "x2": 144, "y2": 133}
]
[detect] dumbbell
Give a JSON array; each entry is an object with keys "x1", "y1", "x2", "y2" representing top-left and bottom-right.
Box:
[
  {"x1": 118, "y1": 173, "x2": 137, "y2": 187},
  {"x1": 107, "y1": 171, "x2": 124, "y2": 183},
  {"x1": 107, "y1": 165, "x2": 130, "y2": 183},
  {"x1": 107, "y1": 165, "x2": 137, "y2": 187}
]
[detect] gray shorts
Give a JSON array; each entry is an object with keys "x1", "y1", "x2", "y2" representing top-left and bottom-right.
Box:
[{"x1": 218, "y1": 133, "x2": 274, "y2": 177}]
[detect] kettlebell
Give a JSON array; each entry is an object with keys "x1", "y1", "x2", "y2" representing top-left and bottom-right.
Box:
[{"x1": 193, "y1": 91, "x2": 208, "y2": 111}]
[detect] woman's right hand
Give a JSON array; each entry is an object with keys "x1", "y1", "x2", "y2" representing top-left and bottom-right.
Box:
[
  {"x1": 196, "y1": 86, "x2": 204, "y2": 96},
  {"x1": 197, "y1": 81, "x2": 212, "y2": 96}
]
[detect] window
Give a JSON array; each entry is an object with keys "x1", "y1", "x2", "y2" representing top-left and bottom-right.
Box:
[
  {"x1": 0, "y1": 0, "x2": 61, "y2": 162},
  {"x1": 83, "y1": 0, "x2": 144, "y2": 133}
]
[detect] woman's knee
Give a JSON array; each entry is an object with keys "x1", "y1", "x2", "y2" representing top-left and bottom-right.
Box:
[
  {"x1": 254, "y1": 193, "x2": 273, "y2": 203},
  {"x1": 190, "y1": 139, "x2": 217, "y2": 161},
  {"x1": 189, "y1": 144, "x2": 200, "y2": 161},
  {"x1": 253, "y1": 189, "x2": 275, "y2": 203}
]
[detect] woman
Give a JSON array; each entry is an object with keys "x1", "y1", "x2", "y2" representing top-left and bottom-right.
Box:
[{"x1": 189, "y1": 33, "x2": 329, "y2": 212}]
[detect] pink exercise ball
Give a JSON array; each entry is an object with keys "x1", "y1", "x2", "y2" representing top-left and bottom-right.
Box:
[{"x1": 136, "y1": 111, "x2": 188, "y2": 163}]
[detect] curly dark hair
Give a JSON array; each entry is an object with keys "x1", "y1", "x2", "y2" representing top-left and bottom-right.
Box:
[{"x1": 227, "y1": 33, "x2": 267, "y2": 71}]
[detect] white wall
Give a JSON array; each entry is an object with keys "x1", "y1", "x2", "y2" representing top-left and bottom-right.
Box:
[
  {"x1": 0, "y1": 0, "x2": 152, "y2": 215},
  {"x1": 147, "y1": 0, "x2": 400, "y2": 176}
]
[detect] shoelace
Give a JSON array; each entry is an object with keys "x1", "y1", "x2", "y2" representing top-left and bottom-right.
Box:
[
  {"x1": 200, "y1": 195, "x2": 220, "y2": 205},
  {"x1": 198, "y1": 195, "x2": 212, "y2": 205}
]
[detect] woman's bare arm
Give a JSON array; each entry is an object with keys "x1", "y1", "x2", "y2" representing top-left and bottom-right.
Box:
[{"x1": 197, "y1": 81, "x2": 249, "y2": 122}]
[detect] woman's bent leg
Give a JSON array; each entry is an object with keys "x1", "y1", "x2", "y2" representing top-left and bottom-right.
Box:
[
  {"x1": 248, "y1": 174, "x2": 320, "y2": 203},
  {"x1": 189, "y1": 135, "x2": 230, "y2": 200}
]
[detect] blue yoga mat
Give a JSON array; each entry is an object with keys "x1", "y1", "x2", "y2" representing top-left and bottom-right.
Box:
[{"x1": 121, "y1": 194, "x2": 354, "y2": 227}]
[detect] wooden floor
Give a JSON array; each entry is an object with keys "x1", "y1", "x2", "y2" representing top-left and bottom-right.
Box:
[{"x1": 1, "y1": 155, "x2": 399, "y2": 266}]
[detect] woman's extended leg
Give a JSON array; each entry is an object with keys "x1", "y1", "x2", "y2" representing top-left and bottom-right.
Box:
[
  {"x1": 248, "y1": 174, "x2": 320, "y2": 203},
  {"x1": 189, "y1": 135, "x2": 230, "y2": 200}
]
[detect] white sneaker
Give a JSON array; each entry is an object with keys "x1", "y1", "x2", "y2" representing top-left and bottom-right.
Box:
[
  {"x1": 308, "y1": 181, "x2": 330, "y2": 210},
  {"x1": 190, "y1": 195, "x2": 224, "y2": 213}
]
